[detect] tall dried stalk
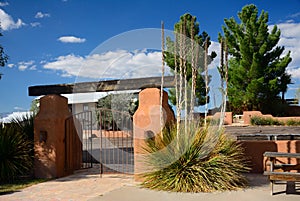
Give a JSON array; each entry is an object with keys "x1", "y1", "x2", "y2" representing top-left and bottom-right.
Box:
[
  {"x1": 175, "y1": 31, "x2": 180, "y2": 142},
  {"x1": 204, "y1": 38, "x2": 208, "y2": 126},
  {"x1": 160, "y1": 21, "x2": 165, "y2": 136},
  {"x1": 182, "y1": 19, "x2": 188, "y2": 134},
  {"x1": 190, "y1": 17, "x2": 196, "y2": 121},
  {"x1": 219, "y1": 38, "x2": 228, "y2": 127},
  {"x1": 220, "y1": 38, "x2": 224, "y2": 89},
  {"x1": 225, "y1": 40, "x2": 228, "y2": 100},
  {"x1": 178, "y1": 22, "x2": 184, "y2": 134}
]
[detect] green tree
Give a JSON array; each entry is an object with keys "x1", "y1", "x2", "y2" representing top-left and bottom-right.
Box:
[
  {"x1": 165, "y1": 13, "x2": 216, "y2": 107},
  {"x1": 220, "y1": 4, "x2": 292, "y2": 115},
  {"x1": 96, "y1": 93, "x2": 138, "y2": 130},
  {"x1": 0, "y1": 26, "x2": 8, "y2": 79},
  {"x1": 30, "y1": 99, "x2": 40, "y2": 114}
]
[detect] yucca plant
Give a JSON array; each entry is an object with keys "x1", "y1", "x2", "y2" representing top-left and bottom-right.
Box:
[
  {"x1": 0, "y1": 123, "x2": 33, "y2": 182},
  {"x1": 12, "y1": 113, "x2": 35, "y2": 142},
  {"x1": 140, "y1": 121, "x2": 250, "y2": 192}
]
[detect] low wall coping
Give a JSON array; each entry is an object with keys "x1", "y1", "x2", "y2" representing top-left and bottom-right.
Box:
[{"x1": 236, "y1": 134, "x2": 300, "y2": 141}]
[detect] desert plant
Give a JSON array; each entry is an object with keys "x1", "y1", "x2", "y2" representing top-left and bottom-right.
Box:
[
  {"x1": 12, "y1": 113, "x2": 35, "y2": 142},
  {"x1": 0, "y1": 123, "x2": 33, "y2": 182},
  {"x1": 140, "y1": 121, "x2": 249, "y2": 192},
  {"x1": 250, "y1": 116, "x2": 283, "y2": 126},
  {"x1": 286, "y1": 119, "x2": 300, "y2": 126}
]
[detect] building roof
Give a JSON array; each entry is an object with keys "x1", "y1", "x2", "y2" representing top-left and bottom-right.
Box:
[{"x1": 35, "y1": 90, "x2": 140, "y2": 105}]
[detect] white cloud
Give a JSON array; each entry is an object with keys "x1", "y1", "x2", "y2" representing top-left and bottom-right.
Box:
[
  {"x1": 30, "y1": 22, "x2": 41, "y2": 27},
  {"x1": 0, "y1": 9, "x2": 25, "y2": 30},
  {"x1": 7, "y1": 63, "x2": 14, "y2": 68},
  {"x1": 58, "y1": 36, "x2": 86, "y2": 43},
  {"x1": 273, "y1": 21, "x2": 300, "y2": 79},
  {"x1": 43, "y1": 50, "x2": 170, "y2": 79},
  {"x1": 288, "y1": 12, "x2": 300, "y2": 19},
  {"x1": 0, "y1": 2, "x2": 9, "y2": 7},
  {"x1": 207, "y1": 41, "x2": 220, "y2": 70},
  {"x1": 18, "y1": 60, "x2": 35, "y2": 71},
  {"x1": 35, "y1": 11, "x2": 50, "y2": 19}
]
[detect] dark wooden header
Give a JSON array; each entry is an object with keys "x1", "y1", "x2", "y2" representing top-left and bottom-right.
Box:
[{"x1": 28, "y1": 76, "x2": 175, "y2": 96}]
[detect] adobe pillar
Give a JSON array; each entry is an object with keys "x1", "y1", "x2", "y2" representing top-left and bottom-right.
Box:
[
  {"x1": 34, "y1": 94, "x2": 71, "y2": 178},
  {"x1": 133, "y1": 88, "x2": 175, "y2": 180}
]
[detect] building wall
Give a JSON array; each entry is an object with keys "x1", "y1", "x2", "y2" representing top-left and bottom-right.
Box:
[
  {"x1": 71, "y1": 102, "x2": 98, "y2": 129},
  {"x1": 239, "y1": 140, "x2": 300, "y2": 173}
]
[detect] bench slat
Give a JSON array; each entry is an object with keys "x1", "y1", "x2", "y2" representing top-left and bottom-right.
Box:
[
  {"x1": 264, "y1": 171, "x2": 300, "y2": 176},
  {"x1": 264, "y1": 152, "x2": 300, "y2": 159},
  {"x1": 264, "y1": 171, "x2": 300, "y2": 182}
]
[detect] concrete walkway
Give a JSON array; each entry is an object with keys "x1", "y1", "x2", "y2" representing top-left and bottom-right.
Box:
[{"x1": 1, "y1": 167, "x2": 299, "y2": 201}]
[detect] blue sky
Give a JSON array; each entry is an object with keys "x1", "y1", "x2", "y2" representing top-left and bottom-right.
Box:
[{"x1": 0, "y1": 0, "x2": 300, "y2": 113}]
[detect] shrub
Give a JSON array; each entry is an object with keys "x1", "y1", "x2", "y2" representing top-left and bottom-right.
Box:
[
  {"x1": 250, "y1": 116, "x2": 283, "y2": 126},
  {"x1": 0, "y1": 123, "x2": 33, "y2": 182},
  {"x1": 286, "y1": 119, "x2": 300, "y2": 126},
  {"x1": 140, "y1": 121, "x2": 250, "y2": 192}
]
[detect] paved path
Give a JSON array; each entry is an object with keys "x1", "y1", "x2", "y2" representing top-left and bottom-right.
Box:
[
  {"x1": 1, "y1": 168, "x2": 300, "y2": 201},
  {"x1": 1, "y1": 167, "x2": 135, "y2": 201}
]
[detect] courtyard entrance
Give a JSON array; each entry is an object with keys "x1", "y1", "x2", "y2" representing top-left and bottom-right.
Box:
[
  {"x1": 96, "y1": 108, "x2": 134, "y2": 174},
  {"x1": 64, "y1": 109, "x2": 134, "y2": 175}
]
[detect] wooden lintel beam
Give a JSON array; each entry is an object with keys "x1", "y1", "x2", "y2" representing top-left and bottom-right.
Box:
[{"x1": 28, "y1": 76, "x2": 175, "y2": 96}]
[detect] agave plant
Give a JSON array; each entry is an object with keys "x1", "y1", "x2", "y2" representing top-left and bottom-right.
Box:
[
  {"x1": 0, "y1": 123, "x2": 33, "y2": 182},
  {"x1": 141, "y1": 121, "x2": 250, "y2": 192}
]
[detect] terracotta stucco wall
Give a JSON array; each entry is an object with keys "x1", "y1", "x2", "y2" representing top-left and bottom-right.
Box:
[
  {"x1": 239, "y1": 140, "x2": 300, "y2": 173},
  {"x1": 34, "y1": 95, "x2": 82, "y2": 178},
  {"x1": 133, "y1": 88, "x2": 175, "y2": 180}
]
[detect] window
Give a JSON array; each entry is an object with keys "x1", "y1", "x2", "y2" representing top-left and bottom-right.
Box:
[{"x1": 83, "y1": 104, "x2": 89, "y2": 111}]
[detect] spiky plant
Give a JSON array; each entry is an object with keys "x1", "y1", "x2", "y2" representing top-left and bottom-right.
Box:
[
  {"x1": 141, "y1": 121, "x2": 250, "y2": 192},
  {"x1": 0, "y1": 123, "x2": 33, "y2": 182},
  {"x1": 12, "y1": 113, "x2": 35, "y2": 142}
]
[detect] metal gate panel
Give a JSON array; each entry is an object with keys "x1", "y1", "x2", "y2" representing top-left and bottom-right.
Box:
[
  {"x1": 97, "y1": 109, "x2": 134, "y2": 174},
  {"x1": 65, "y1": 111, "x2": 93, "y2": 172}
]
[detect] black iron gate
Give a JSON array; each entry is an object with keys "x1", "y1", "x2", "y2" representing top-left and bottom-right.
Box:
[
  {"x1": 65, "y1": 111, "x2": 93, "y2": 172},
  {"x1": 97, "y1": 109, "x2": 134, "y2": 174}
]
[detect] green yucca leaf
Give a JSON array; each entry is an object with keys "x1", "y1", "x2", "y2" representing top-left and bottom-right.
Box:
[
  {"x1": 0, "y1": 115, "x2": 34, "y2": 183},
  {"x1": 140, "y1": 121, "x2": 250, "y2": 192}
]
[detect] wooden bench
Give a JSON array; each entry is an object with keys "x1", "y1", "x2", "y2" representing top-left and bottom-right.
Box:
[{"x1": 263, "y1": 152, "x2": 300, "y2": 195}]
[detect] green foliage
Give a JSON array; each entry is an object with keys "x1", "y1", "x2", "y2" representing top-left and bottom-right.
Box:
[
  {"x1": 97, "y1": 93, "x2": 138, "y2": 116},
  {"x1": 141, "y1": 122, "x2": 249, "y2": 192},
  {"x1": 12, "y1": 113, "x2": 35, "y2": 142},
  {"x1": 97, "y1": 94, "x2": 137, "y2": 130},
  {"x1": 30, "y1": 99, "x2": 40, "y2": 114},
  {"x1": 0, "y1": 123, "x2": 33, "y2": 182},
  {"x1": 165, "y1": 13, "x2": 216, "y2": 106},
  {"x1": 286, "y1": 119, "x2": 300, "y2": 126},
  {"x1": 0, "y1": 28, "x2": 9, "y2": 79},
  {"x1": 0, "y1": 114, "x2": 35, "y2": 182},
  {"x1": 250, "y1": 116, "x2": 283, "y2": 126},
  {"x1": 220, "y1": 4, "x2": 292, "y2": 115}
]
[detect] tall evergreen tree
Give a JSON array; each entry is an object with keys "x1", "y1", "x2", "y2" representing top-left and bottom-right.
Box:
[
  {"x1": 220, "y1": 4, "x2": 292, "y2": 115},
  {"x1": 165, "y1": 13, "x2": 216, "y2": 107},
  {"x1": 0, "y1": 25, "x2": 8, "y2": 80}
]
